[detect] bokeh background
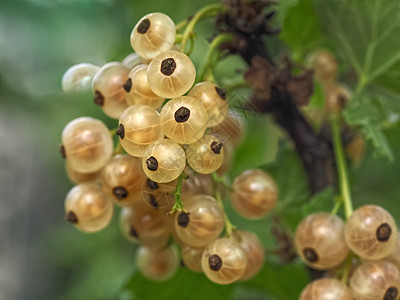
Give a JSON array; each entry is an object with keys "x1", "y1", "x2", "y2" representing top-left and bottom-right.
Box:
[{"x1": 1, "y1": 0, "x2": 400, "y2": 299}]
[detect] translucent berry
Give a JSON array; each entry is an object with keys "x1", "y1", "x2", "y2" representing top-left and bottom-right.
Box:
[
  {"x1": 120, "y1": 202, "x2": 171, "y2": 249},
  {"x1": 121, "y1": 52, "x2": 148, "y2": 69},
  {"x1": 217, "y1": 140, "x2": 234, "y2": 175},
  {"x1": 61, "y1": 117, "x2": 113, "y2": 173},
  {"x1": 100, "y1": 154, "x2": 146, "y2": 206},
  {"x1": 181, "y1": 245, "x2": 204, "y2": 273},
  {"x1": 136, "y1": 244, "x2": 179, "y2": 281},
  {"x1": 295, "y1": 213, "x2": 349, "y2": 270},
  {"x1": 188, "y1": 82, "x2": 229, "y2": 127},
  {"x1": 92, "y1": 62, "x2": 130, "y2": 119},
  {"x1": 124, "y1": 65, "x2": 164, "y2": 109},
  {"x1": 64, "y1": 182, "x2": 113, "y2": 233},
  {"x1": 160, "y1": 96, "x2": 208, "y2": 144},
  {"x1": 142, "y1": 139, "x2": 186, "y2": 183},
  {"x1": 65, "y1": 162, "x2": 101, "y2": 185},
  {"x1": 186, "y1": 134, "x2": 224, "y2": 174},
  {"x1": 211, "y1": 110, "x2": 244, "y2": 146},
  {"x1": 201, "y1": 238, "x2": 247, "y2": 284},
  {"x1": 174, "y1": 195, "x2": 224, "y2": 247},
  {"x1": 345, "y1": 205, "x2": 398, "y2": 260},
  {"x1": 147, "y1": 50, "x2": 196, "y2": 98},
  {"x1": 62, "y1": 63, "x2": 100, "y2": 92},
  {"x1": 130, "y1": 13, "x2": 176, "y2": 60},
  {"x1": 306, "y1": 49, "x2": 338, "y2": 84},
  {"x1": 385, "y1": 233, "x2": 400, "y2": 268},
  {"x1": 325, "y1": 84, "x2": 351, "y2": 114},
  {"x1": 233, "y1": 230, "x2": 264, "y2": 280},
  {"x1": 350, "y1": 261, "x2": 400, "y2": 300},
  {"x1": 181, "y1": 172, "x2": 214, "y2": 197},
  {"x1": 230, "y1": 169, "x2": 278, "y2": 219},
  {"x1": 117, "y1": 105, "x2": 163, "y2": 157},
  {"x1": 140, "y1": 178, "x2": 177, "y2": 211},
  {"x1": 299, "y1": 278, "x2": 353, "y2": 300}
]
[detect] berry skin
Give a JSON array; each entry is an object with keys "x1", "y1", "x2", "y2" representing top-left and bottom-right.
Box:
[
  {"x1": 325, "y1": 84, "x2": 351, "y2": 114},
  {"x1": 140, "y1": 178, "x2": 177, "y2": 211},
  {"x1": 299, "y1": 278, "x2": 353, "y2": 300},
  {"x1": 65, "y1": 162, "x2": 101, "y2": 185},
  {"x1": 117, "y1": 104, "x2": 163, "y2": 157},
  {"x1": 232, "y1": 230, "x2": 264, "y2": 280},
  {"x1": 124, "y1": 65, "x2": 164, "y2": 109},
  {"x1": 100, "y1": 154, "x2": 146, "y2": 206},
  {"x1": 181, "y1": 245, "x2": 204, "y2": 273},
  {"x1": 345, "y1": 205, "x2": 398, "y2": 260},
  {"x1": 294, "y1": 213, "x2": 349, "y2": 270},
  {"x1": 62, "y1": 63, "x2": 100, "y2": 92},
  {"x1": 136, "y1": 244, "x2": 179, "y2": 281},
  {"x1": 64, "y1": 182, "x2": 113, "y2": 233},
  {"x1": 201, "y1": 238, "x2": 247, "y2": 285},
  {"x1": 121, "y1": 52, "x2": 148, "y2": 69},
  {"x1": 130, "y1": 12, "x2": 176, "y2": 60},
  {"x1": 385, "y1": 232, "x2": 400, "y2": 268},
  {"x1": 147, "y1": 50, "x2": 196, "y2": 98},
  {"x1": 186, "y1": 133, "x2": 224, "y2": 174},
  {"x1": 142, "y1": 139, "x2": 186, "y2": 183},
  {"x1": 230, "y1": 169, "x2": 278, "y2": 219},
  {"x1": 174, "y1": 195, "x2": 225, "y2": 247},
  {"x1": 92, "y1": 62, "x2": 130, "y2": 119},
  {"x1": 211, "y1": 110, "x2": 244, "y2": 146},
  {"x1": 120, "y1": 202, "x2": 171, "y2": 249},
  {"x1": 350, "y1": 261, "x2": 400, "y2": 300},
  {"x1": 61, "y1": 117, "x2": 113, "y2": 173},
  {"x1": 188, "y1": 82, "x2": 229, "y2": 127},
  {"x1": 160, "y1": 96, "x2": 208, "y2": 145}
]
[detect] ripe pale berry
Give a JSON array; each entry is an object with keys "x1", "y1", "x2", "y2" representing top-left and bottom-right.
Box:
[
  {"x1": 299, "y1": 278, "x2": 353, "y2": 300},
  {"x1": 62, "y1": 63, "x2": 100, "y2": 92}
]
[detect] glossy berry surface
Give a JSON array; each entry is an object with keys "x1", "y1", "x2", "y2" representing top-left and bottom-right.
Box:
[
  {"x1": 62, "y1": 63, "x2": 100, "y2": 92},
  {"x1": 147, "y1": 50, "x2": 196, "y2": 98},
  {"x1": 130, "y1": 12, "x2": 176, "y2": 60},
  {"x1": 61, "y1": 117, "x2": 113, "y2": 173},
  {"x1": 174, "y1": 194, "x2": 224, "y2": 247},
  {"x1": 64, "y1": 182, "x2": 114, "y2": 233},
  {"x1": 181, "y1": 245, "x2": 204, "y2": 273},
  {"x1": 118, "y1": 104, "x2": 163, "y2": 157},
  {"x1": 201, "y1": 237, "x2": 247, "y2": 285},
  {"x1": 230, "y1": 169, "x2": 278, "y2": 219},
  {"x1": 350, "y1": 261, "x2": 400, "y2": 300},
  {"x1": 295, "y1": 213, "x2": 349, "y2": 270},
  {"x1": 299, "y1": 278, "x2": 353, "y2": 300},
  {"x1": 160, "y1": 96, "x2": 208, "y2": 144},
  {"x1": 142, "y1": 139, "x2": 186, "y2": 183},
  {"x1": 345, "y1": 205, "x2": 398, "y2": 260}
]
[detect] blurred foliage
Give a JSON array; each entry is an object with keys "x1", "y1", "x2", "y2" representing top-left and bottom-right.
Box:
[{"x1": 1, "y1": 0, "x2": 400, "y2": 299}]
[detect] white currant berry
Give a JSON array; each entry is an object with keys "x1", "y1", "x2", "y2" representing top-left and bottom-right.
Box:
[{"x1": 62, "y1": 63, "x2": 100, "y2": 92}]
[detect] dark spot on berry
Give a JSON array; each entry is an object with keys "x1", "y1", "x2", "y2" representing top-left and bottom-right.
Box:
[
  {"x1": 146, "y1": 179, "x2": 159, "y2": 190},
  {"x1": 59, "y1": 144, "x2": 66, "y2": 159},
  {"x1": 146, "y1": 156, "x2": 158, "y2": 171},
  {"x1": 115, "y1": 123, "x2": 125, "y2": 139},
  {"x1": 210, "y1": 141, "x2": 223, "y2": 154},
  {"x1": 113, "y1": 186, "x2": 128, "y2": 199},
  {"x1": 149, "y1": 194, "x2": 158, "y2": 208},
  {"x1": 160, "y1": 58, "x2": 176, "y2": 76},
  {"x1": 376, "y1": 223, "x2": 392, "y2": 242},
  {"x1": 303, "y1": 247, "x2": 319, "y2": 263},
  {"x1": 384, "y1": 287, "x2": 398, "y2": 300},
  {"x1": 123, "y1": 78, "x2": 132, "y2": 92},
  {"x1": 174, "y1": 107, "x2": 190, "y2": 123},
  {"x1": 137, "y1": 18, "x2": 150, "y2": 34},
  {"x1": 65, "y1": 211, "x2": 78, "y2": 224},
  {"x1": 94, "y1": 90, "x2": 104, "y2": 106},
  {"x1": 208, "y1": 254, "x2": 222, "y2": 271},
  {"x1": 177, "y1": 212, "x2": 190, "y2": 227},
  {"x1": 215, "y1": 86, "x2": 226, "y2": 100},
  {"x1": 129, "y1": 226, "x2": 139, "y2": 238}
]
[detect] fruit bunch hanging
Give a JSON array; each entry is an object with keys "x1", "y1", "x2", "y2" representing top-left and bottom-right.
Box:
[
  {"x1": 58, "y1": 0, "x2": 400, "y2": 299},
  {"x1": 59, "y1": 7, "x2": 278, "y2": 285}
]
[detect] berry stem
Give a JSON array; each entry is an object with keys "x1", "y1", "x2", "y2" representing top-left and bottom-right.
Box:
[
  {"x1": 179, "y1": 3, "x2": 223, "y2": 53},
  {"x1": 211, "y1": 172, "x2": 233, "y2": 192},
  {"x1": 169, "y1": 172, "x2": 187, "y2": 215},
  {"x1": 331, "y1": 115, "x2": 354, "y2": 219},
  {"x1": 198, "y1": 33, "x2": 234, "y2": 82},
  {"x1": 330, "y1": 195, "x2": 343, "y2": 216}
]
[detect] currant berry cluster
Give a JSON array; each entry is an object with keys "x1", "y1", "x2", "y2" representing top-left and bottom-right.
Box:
[{"x1": 59, "y1": 10, "x2": 279, "y2": 285}]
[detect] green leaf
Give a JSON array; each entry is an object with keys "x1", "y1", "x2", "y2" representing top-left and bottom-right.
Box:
[
  {"x1": 279, "y1": 0, "x2": 324, "y2": 58},
  {"x1": 314, "y1": 0, "x2": 400, "y2": 92},
  {"x1": 118, "y1": 267, "x2": 234, "y2": 300},
  {"x1": 343, "y1": 95, "x2": 397, "y2": 161}
]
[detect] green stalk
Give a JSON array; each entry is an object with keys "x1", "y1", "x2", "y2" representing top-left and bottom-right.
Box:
[
  {"x1": 169, "y1": 172, "x2": 186, "y2": 214},
  {"x1": 331, "y1": 116, "x2": 354, "y2": 219},
  {"x1": 215, "y1": 188, "x2": 236, "y2": 237}
]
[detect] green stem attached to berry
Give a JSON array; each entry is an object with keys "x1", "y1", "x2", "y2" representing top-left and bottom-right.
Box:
[{"x1": 169, "y1": 172, "x2": 188, "y2": 215}]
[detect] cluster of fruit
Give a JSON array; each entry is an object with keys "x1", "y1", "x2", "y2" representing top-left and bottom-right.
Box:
[
  {"x1": 59, "y1": 11, "x2": 279, "y2": 284},
  {"x1": 296, "y1": 205, "x2": 400, "y2": 300}
]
